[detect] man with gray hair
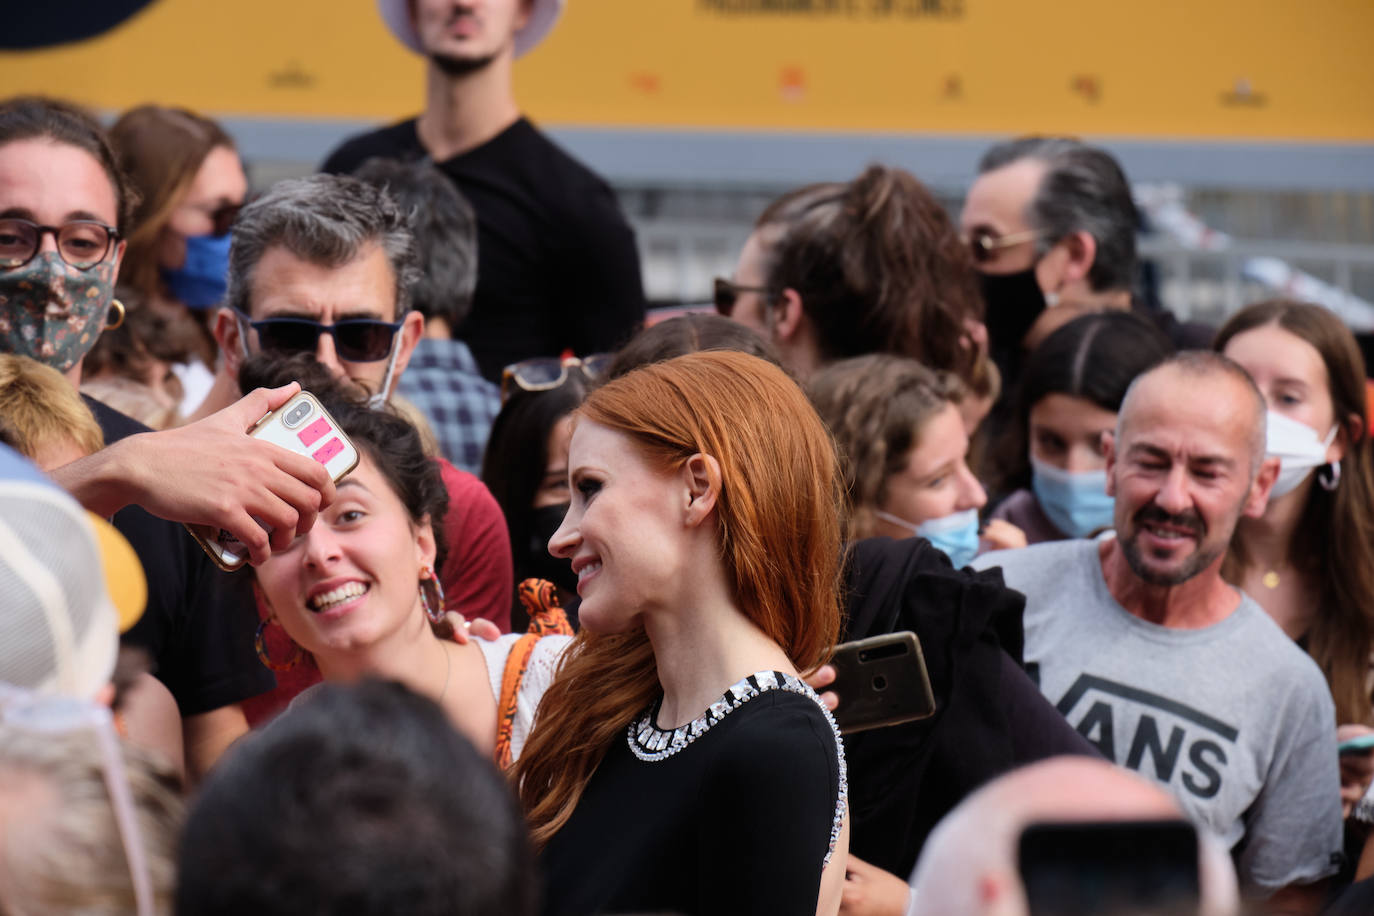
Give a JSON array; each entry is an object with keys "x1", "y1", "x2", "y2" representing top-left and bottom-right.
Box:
[
  {"x1": 198, "y1": 173, "x2": 514, "y2": 642},
  {"x1": 194, "y1": 173, "x2": 424, "y2": 419},
  {"x1": 973, "y1": 353, "x2": 1341, "y2": 905},
  {"x1": 961, "y1": 137, "x2": 1208, "y2": 372}
]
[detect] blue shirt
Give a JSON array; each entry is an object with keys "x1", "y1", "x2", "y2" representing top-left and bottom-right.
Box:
[{"x1": 396, "y1": 338, "x2": 501, "y2": 474}]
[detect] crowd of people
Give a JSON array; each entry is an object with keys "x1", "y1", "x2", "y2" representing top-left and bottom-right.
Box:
[{"x1": 3, "y1": 1, "x2": 1373, "y2": 915}]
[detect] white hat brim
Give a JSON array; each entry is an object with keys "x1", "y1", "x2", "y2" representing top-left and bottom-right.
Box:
[{"x1": 376, "y1": 0, "x2": 565, "y2": 59}]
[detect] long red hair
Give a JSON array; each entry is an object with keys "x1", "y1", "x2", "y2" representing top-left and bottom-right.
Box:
[{"x1": 515, "y1": 350, "x2": 845, "y2": 844}]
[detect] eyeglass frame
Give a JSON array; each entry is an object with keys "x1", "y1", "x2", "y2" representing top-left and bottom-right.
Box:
[
  {"x1": 501, "y1": 353, "x2": 611, "y2": 404},
  {"x1": 713, "y1": 276, "x2": 772, "y2": 317},
  {"x1": 233, "y1": 308, "x2": 405, "y2": 363},
  {"x1": 0, "y1": 217, "x2": 121, "y2": 271},
  {"x1": 965, "y1": 227, "x2": 1044, "y2": 265}
]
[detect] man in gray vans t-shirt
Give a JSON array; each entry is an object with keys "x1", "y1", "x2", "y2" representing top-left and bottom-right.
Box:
[{"x1": 974, "y1": 353, "x2": 1341, "y2": 903}]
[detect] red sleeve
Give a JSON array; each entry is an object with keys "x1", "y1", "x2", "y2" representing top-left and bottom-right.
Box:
[{"x1": 435, "y1": 459, "x2": 513, "y2": 633}]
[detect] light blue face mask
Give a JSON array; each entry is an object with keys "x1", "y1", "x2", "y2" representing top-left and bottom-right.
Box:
[
  {"x1": 161, "y1": 232, "x2": 232, "y2": 309},
  {"x1": 1030, "y1": 456, "x2": 1115, "y2": 539},
  {"x1": 874, "y1": 507, "x2": 982, "y2": 569}
]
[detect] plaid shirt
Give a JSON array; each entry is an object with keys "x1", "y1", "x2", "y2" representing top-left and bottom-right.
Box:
[{"x1": 397, "y1": 338, "x2": 501, "y2": 474}]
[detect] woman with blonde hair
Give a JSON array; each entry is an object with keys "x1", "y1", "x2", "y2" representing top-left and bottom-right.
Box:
[{"x1": 519, "y1": 350, "x2": 848, "y2": 915}]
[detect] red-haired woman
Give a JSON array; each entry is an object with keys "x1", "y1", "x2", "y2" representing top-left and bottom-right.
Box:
[{"x1": 518, "y1": 350, "x2": 848, "y2": 915}]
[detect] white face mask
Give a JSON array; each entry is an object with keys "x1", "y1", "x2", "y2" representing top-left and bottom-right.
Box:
[
  {"x1": 1265, "y1": 410, "x2": 1337, "y2": 498},
  {"x1": 367, "y1": 334, "x2": 403, "y2": 409}
]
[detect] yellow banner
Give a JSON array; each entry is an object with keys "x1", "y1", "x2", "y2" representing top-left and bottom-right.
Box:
[{"x1": 3, "y1": 0, "x2": 1372, "y2": 141}]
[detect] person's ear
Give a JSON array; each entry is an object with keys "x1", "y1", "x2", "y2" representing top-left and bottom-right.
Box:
[
  {"x1": 772, "y1": 288, "x2": 805, "y2": 343},
  {"x1": 682, "y1": 453, "x2": 722, "y2": 528},
  {"x1": 1330, "y1": 411, "x2": 1363, "y2": 465},
  {"x1": 1103, "y1": 430, "x2": 1118, "y2": 497},
  {"x1": 1057, "y1": 230, "x2": 1097, "y2": 285},
  {"x1": 214, "y1": 307, "x2": 246, "y2": 376},
  {"x1": 391, "y1": 309, "x2": 426, "y2": 379},
  {"x1": 1245, "y1": 456, "x2": 1280, "y2": 518},
  {"x1": 415, "y1": 514, "x2": 438, "y2": 570}
]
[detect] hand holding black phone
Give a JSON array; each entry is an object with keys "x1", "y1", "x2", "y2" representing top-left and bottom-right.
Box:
[{"x1": 828, "y1": 631, "x2": 936, "y2": 735}]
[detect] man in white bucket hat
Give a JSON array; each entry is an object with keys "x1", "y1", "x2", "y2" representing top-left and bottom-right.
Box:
[{"x1": 322, "y1": 0, "x2": 646, "y2": 384}]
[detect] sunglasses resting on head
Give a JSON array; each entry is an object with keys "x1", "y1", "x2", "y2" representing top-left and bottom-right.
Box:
[{"x1": 501, "y1": 353, "x2": 611, "y2": 404}]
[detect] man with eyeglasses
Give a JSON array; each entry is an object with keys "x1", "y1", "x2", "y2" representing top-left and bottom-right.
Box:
[
  {"x1": 960, "y1": 137, "x2": 1209, "y2": 380},
  {"x1": 197, "y1": 174, "x2": 513, "y2": 646},
  {"x1": 319, "y1": 0, "x2": 645, "y2": 383}
]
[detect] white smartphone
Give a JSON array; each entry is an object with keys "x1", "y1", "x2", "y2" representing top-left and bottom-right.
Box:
[{"x1": 186, "y1": 391, "x2": 360, "y2": 572}]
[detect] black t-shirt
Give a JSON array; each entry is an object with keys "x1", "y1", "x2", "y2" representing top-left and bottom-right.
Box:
[
  {"x1": 322, "y1": 117, "x2": 646, "y2": 381},
  {"x1": 85, "y1": 397, "x2": 274, "y2": 715},
  {"x1": 540, "y1": 682, "x2": 842, "y2": 916}
]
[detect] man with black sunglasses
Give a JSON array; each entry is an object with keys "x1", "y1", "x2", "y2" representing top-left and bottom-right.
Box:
[
  {"x1": 192, "y1": 174, "x2": 425, "y2": 422},
  {"x1": 197, "y1": 173, "x2": 514, "y2": 636}
]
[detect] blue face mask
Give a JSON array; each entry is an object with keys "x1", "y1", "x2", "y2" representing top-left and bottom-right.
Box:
[
  {"x1": 874, "y1": 507, "x2": 982, "y2": 569},
  {"x1": 161, "y1": 232, "x2": 232, "y2": 309},
  {"x1": 1030, "y1": 456, "x2": 1115, "y2": 539}
]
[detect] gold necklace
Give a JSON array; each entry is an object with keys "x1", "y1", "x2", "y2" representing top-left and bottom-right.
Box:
[{"x1": 1262, "y1": 570, "x2": 1280, "y2": 589}]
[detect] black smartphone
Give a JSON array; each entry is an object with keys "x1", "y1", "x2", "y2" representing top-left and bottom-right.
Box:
[
  {"x1": 1018, "y1": 819, "x2": 1200, "y2": 916},
  {"x1": 828, "y1": 631, "x2": 936, "y2": 735}
]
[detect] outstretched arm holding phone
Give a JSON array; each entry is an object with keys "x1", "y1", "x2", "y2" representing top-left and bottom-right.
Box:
[{"x1": 51, "y1": 383, "x2": 336, "y2": 565}]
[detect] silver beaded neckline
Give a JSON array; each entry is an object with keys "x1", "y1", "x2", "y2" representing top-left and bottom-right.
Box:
[{"x1": 626, "y1": 669, "x2": 848, "y2": 866}]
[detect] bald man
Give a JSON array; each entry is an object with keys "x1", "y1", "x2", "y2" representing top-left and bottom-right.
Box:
[
  {"x1": 974, "y1": 353, "x2": 1341, "y2": 904},
  {"x1": 909, "y1": 756, "x2": 1238, "y2": 915}
]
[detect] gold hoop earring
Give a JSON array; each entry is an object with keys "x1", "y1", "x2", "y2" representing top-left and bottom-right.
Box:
[{"x1": 105, "y1": 299, "x2": 126, "y2": 331}]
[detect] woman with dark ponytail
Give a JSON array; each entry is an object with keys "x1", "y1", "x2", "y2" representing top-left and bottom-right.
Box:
[{"x1": 716, "y1": 164, "x2": 996, "y2": 426}]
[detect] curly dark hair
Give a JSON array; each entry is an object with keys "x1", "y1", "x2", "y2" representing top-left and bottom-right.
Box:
[{"x1": 238, "y1": 353, "x2": 449, "y2": 571}]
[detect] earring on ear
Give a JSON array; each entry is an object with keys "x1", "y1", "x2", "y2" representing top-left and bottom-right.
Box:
[
  {"x1": 419, "y1": 565, "x2": 447, "y2": 624},
  {"x1": 254, "y1": 615, "x2": 303, "y2": 671},
  {"x1": 105, "y1": 298, "x2": 126, "y2": 330},
  {"x1": 1319, "y1": 461, "x2": 1341, "y2": 491}
]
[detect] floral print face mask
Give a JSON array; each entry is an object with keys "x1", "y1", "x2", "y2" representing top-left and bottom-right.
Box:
[{"x1": 0, "y1": 253, "x2": 116, "y2": 373}]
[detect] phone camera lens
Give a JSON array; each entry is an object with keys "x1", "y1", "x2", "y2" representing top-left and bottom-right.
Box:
[
  {"x1": 872, "y1": 675, "x2": 888, "y2": 691},
  {"x1": 282, "y1": 401, "x2": 314, "y2": 429}
]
